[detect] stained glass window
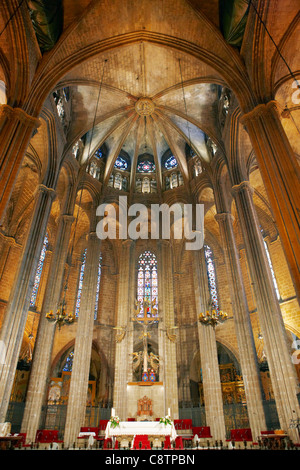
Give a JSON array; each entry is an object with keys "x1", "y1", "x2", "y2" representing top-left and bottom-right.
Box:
[
  {"x1": 72, "y1": 140, "x2": 80, "y2": 159},
  {"x1": 75, "y1": 248, "x2": 87, "y2": 317},
  {"x1": 260, "y1": 228, "x2": 280, "y2": 300},
  {"x1": 263, "y1": 240, "x2": 280, "y2": 300},
  {"x1": 137, "y1": 251, "x2": 158, "y2": 319},
  {"x1": 194, "y1": 158, "x2": 202, "y2": 177},
  {"x1": 30, "y1": 233, "x2": 48, "y2": 307},
  {"x1": 63, "y1": 350, "x2": 74, "y2": 372},
  {"x1": 137, "y1": 160, "x2": 155, "y2": 173},
  {"x1": 94, "y1": 254, "x2": 102, "y2": 319},
  {"x1": 94, "y1": 148, "x2": 103, "y2": 159},
  {"x1": 204, "y1": 245, "x2": 219, "y2": 312},
  {"x1": 114, "y1": 156, "x2": 128, "y2": 170},
  {"x1": 164, "y1": 155, "x2": 178, "y2": 170}
]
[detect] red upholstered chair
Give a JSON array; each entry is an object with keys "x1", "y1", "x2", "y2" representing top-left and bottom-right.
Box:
[
  {"x1": 164, "y1": 435, "x2": 172, "y2": 449},
  {"x1": 183, "y1": 419, "x2": 193, "y2": 430},
  {"x1": 99, "y1": 420, "x2": 109, "y2": 430},
  {"x1": 175, "y1": 436, "x2": 184, "y2": 449},
  {"x1": 103, "y1": 438, "x2": 112, "y2": 449},
  {"x1": 174, "y1": 419, "x2": 182, "y2": 430},
  {"x1": 230, "y1": 428, "x2": 253, "y2": 442},
  {"x1": 193, "y1": 426, "x2": 212, "y2": 438},
  {"x1": 98, "y1": 420, "x2": 109, "y2": 439},
  {"x1": 133, "y1": 435, "x2": 151, "y2": 450},
  {"x1": 36, "y1": 429, "x2": 61, "y2": 443},
  {"x1": 18, "y1": 433, "x2": 32, "y2": 448},
  {"x1": 79, "y1": 426, "x2": 99, "y2": 437},
  {"x1": 127, "y1": 418, "x2": 136, "y2": 421}
]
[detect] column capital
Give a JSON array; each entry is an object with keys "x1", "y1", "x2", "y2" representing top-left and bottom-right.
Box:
[
  {"x1": 240, "y1": 100, "x2": 279, "y2": 125},
  {"x1": 0, "y1": 232, "x2": 21, "y2": 248},
  {"x1": 121, "y1": 238, "x2": 133, "y2": 247},
  {"x1": 36, "y1": 184, "x2": 56, "y2": 200},
  {"x1": 88, "y1": 230, "x2": 99, "y2": 239},
  {"x1": 61, "y1": 214, "x2": 75, "y2": 223},
  {"x1": 0, "y1": 104, "x2": 40, "y2": 128},
  {"x1": 231, "y1": 180, "x2": 254, "y2": 196},
  {"x1": 215, "y1": 212, "x2": 235, "y2": 223}
]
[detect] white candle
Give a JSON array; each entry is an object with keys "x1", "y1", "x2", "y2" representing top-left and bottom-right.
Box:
[
  {"x1": 168, "y1": 408, "x2": 170, "y2": 416},
  {"x1": 111, "y1": 408, "x2": 115, "y2": 417}
]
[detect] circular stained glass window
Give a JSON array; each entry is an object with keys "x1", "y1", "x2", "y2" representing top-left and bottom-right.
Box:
[
  {"x1": 164, "y1": 155, "x2": 178, "y2": 170},
  {"x1": 137, "y1": 161, "x2": 155, "y2": 173}
]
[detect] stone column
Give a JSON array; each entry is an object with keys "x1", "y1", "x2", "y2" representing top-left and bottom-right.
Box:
[
  {"x1": 21, "y1": 214, "x2": 74, "y2": 442},
  {"x1": 215, "y1": 211, "x2": 266, "y2": 440},
  {"x1": 0, "y1": 184, "x2": 55, "y2": 422},
  {"x1": 63, "y1": 232, "x2": 102, "y2": 447},
  {"x1": 0, "y1": 104, "x2": 40, "y2": 221},
  {"x1": 112, "y1": 240, "x2": 133, "y2": 420},
  {"x1": 159, "y1": 240, "x2": 179, "y2": 419},
  {"x1": 193, "y1": 248, "x2": 226, "y2": 441},
  {"x1": 241, "y1": 101, "x2": 300, "y2": 302},
  {"x1": 232, "y1": 180, "x2": 300, "y2": 442}
]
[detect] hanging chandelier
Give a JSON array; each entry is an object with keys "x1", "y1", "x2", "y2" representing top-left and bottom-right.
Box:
[
  {"x1": 46, "y1": 305, "x2": 75, "y2": 330},
  {"x1": 198, "y1": 300, "x2": 228, "y2": 328}
]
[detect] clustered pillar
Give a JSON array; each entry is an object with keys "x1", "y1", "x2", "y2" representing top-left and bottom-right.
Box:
[
  {"x1": 159, "y1": 240, "x2": 179, "y2": 419},
  {"x1": 0, "y1": 184, "x2": 56, "y2": 422},
  {"x1": 64, "y1": 231, "x2": 102, "y2": 447},
  {"x1": 193, "y1": 249, "x2": 226, "y2": 442},
  {"x1": 215, "y1": 210, "x2": 267, "y2": 440},
  {"x1": 112, "y1": 240, "x2": 133, "y2": 421},
  {"x1": 21, "y1": 213, "x2": 75, "y2": 443},
  {"x1": 0, "y1": 104, "x2": 40, "y2": 221},
  {"x1": 232, "y1": 180, "x2": 300, "y2": 442}
]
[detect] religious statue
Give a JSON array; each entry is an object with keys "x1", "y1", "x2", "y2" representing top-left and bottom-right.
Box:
[{"x1": 132, "y1": 298, "x2": 160, "y2": 382}]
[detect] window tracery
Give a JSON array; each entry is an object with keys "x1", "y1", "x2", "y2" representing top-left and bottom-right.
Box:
[
  {"x1": 137, "y1": 251, "x2": 158, "y2": 319},
  {"x1": 75, "y1": 248, "x2": 87, "y2": 317},
  {"x1": 114, "y1": 156, "x2": 128, "y2": 171},
  {"x1": 204, "y1": 244, "x2": 219, "y2": 312},
  {"x1": 30, "y1": 233, "x2": 49, "y2": 308},
  {"x1": 263, "y1": 240, "x2": 280, "y2": 300},
  {"x1": 193, "y1": 158, "x2": 202, "y2": 177},
  {"x1": 137, "y1": 161, "x2": 155, "y2": 173},
  {"x1": 164, "y1": 155, "x2": 178, "y2": 170},
  {"x1": 94, "y1": 254, "x2": 102, "y2": 319},
  {"x1": 63, "y1": 350, "x2": 74, "y2": 372}
]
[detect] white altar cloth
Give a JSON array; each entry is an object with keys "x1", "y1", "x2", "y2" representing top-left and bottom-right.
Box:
[{"x1": 105, "y1": 421, "x2": 177, "y2": 440}]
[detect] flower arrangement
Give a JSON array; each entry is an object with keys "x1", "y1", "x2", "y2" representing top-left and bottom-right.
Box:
[
  {"x1": 110, "y1": 416, "x2": 120, "y2": 429},
  {"x1": 159, "y1": 415, "x2": 172, "y2": 426}
]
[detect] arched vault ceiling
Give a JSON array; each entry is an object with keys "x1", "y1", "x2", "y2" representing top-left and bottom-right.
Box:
[{"x1": 61, "y1": 42, "x2": 223, "y2": 182}]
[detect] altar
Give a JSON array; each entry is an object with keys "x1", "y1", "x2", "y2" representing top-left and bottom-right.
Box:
[{"x1": 105, "y1": 421, "x2": 177, "y2": 447}]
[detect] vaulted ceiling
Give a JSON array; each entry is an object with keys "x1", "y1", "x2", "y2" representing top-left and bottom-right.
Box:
[
  {"x1": 25, "y1": 0, "x2": 252, "y2": 192},
  {"x1": 21, "y1": 0, "x2": 299, "y2": 198}
]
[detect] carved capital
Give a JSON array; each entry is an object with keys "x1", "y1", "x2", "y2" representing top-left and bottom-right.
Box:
[
  {"x1": 240, "y1": 100, "x2": 279, "y2": 126},
  {"x1": 61, "y1": 214, "x2": 75, "y2": 224},
  {"x1": 36, "y1": 184, "x2": 56, "y2": 200},
  {"x1": 231, "y1": 180, "x2": 254, "y2": 196},
  {"x1": 215, "y1": 212, "x2": 235, "y2": 223},
  {"x1": 0, "y1": 104, "x2": 40, "y2": 128}
]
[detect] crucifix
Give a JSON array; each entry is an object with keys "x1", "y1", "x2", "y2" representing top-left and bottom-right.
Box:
[{"x1": 132, "y1": 298, "x2": 160, "y2": 378}]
